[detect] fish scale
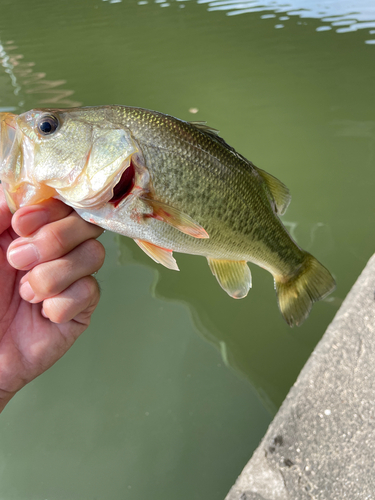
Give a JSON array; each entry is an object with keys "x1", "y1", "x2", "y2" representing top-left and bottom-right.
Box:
[{"x1": 0, "y1": 106, "x2": 335, "y2": 326}]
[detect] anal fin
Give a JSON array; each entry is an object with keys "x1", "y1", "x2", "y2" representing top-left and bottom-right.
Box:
[
  {"x1": 207, "y1": 258, "x2": 251, "y2": 299},
  {"x1": 140, "y1": 197, "x2": 209, "y2": 239},
  {"x1": 134, "y1": 239, "x2": 179, "y2": 271}
]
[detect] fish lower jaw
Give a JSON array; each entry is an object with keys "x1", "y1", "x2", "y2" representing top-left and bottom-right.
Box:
[{"x1": 2, "y1": 181, "x2": 57, "y2": 211}]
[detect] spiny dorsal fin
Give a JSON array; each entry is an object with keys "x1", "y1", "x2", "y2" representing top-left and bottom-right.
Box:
[
  {"x1": 189, "y1": 121, "x2": 220, "y2": 136},
  {"x1": 189, "y1": 121, "x2": 239, "y2": 155},
  {"x1": 134, "y1": 239, "x2": 179, "y2": 271},
  {"x1": 140, "y1": 196, "x2": 209, "y2": 239},
  {"x1": 207, "y1": 258, "x2": 252, "y2": 299},
  {"x1": 256, "y1": 167, "x2": 291, "y2": 215}
]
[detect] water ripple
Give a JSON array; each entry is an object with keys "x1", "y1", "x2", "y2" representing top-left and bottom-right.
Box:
[
  {"x1": 195, "y1": 0, "x2": 375, "y2": 42},
  {"x1": 0, "y1": 40, "x2": 81, "y2": 112}
]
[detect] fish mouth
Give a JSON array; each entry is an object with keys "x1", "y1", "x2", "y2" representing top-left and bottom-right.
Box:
[
  {"x1": 0, "y1": 113, "x2": 18, "y2": 212},
  {"x1": 0, "y1": 112, "x2": 50, "y2": 212},
  {"x1": 0, "y1": 114, "x2": 144, "y2": 212},
  {"x1": 0, "y1": 113, "x2": 17, "y2": 167}
]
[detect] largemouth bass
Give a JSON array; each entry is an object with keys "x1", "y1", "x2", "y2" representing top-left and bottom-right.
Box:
[{"x1": 0, "y1": 106, "x2": 335, "y2": 326}]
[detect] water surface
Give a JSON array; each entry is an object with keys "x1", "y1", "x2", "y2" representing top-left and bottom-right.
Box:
[{"x1": 0, "y1": 0, "x2": 374, "y2": 498}]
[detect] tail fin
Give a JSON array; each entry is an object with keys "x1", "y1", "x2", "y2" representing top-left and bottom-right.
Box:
[{"x1": 275, "y1": 253, "x2": 336, "y2": 327}]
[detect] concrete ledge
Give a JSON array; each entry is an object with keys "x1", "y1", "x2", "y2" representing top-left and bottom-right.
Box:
[{"x1": 226, "y1": 254, "x2": 375, "y2": 500}]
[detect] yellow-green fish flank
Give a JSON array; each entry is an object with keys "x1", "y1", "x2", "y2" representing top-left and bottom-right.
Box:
[{"x1": 0, "y1": 106, "x2": 336, "y2": 326}]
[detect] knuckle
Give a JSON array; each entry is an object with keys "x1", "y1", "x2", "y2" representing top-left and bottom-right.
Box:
[
  {"x1": 76, "y1": 276, "x2": 101, "y2": 313},
  {"x1": 40, "y1": 225, "x2": 66, "y2": 256},
  {"x1": 81, "y1": 239, "x2": 106, "y2": 268},
  {"x1": 43, "y1": 275, "x2": 100, "y2": 324},
  {"x1": 48, "y1": 309, "x2": 66, "y2": 324},
  {"x1": 72, "y1": 211, "x2": 103, "y2": 237},
  {"x1": 79, "y1": 275, "x2": 100, "y2": 300},
  {"x1": 43, "y1": 299, "x2": 69, "y2": 324},
  {"x1": 29, "y1": 265, "x2": 58, "y2": 297}
]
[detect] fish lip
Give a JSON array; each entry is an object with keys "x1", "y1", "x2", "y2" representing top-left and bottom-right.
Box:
[
  {"x1": 0, "y1": 112, "x2": 18, "y2": 172},
  {"x1": 0, "y1": 113, "x2": 28, "y2": 212},
  {"x1": 0, "y1": 113, "x2": 17, "y2": 135},
  {"x1": 0, "y1": 112, "x2": 17, "y2": 129},
  {"x1": 1, "y1": 182, "x2": 17, "y2": 214}
]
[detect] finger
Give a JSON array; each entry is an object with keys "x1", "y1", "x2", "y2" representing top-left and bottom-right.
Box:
[
  {"x1": 12, "y1": 198, "x2": 73, "y2": 237},
  {"x1": 7, "y1": 211, "x2": 104, "y2": 270},
  {"x1": 0, "y1": 186, "x2": 12, "y2": 235},
  {"x1": 41, "y1": 275, "x2": 101, "y2": 326},
  {"x1": 19, "y1": 239, "x2": 105, "y2": 303}
]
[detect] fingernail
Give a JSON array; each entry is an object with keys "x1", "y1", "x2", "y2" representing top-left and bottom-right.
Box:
[
  {"x1": 8, "y1": 243, "x2": 39, "y2": 269},
  {"x1": 19, "y1": 281, "x2": 35, "y2": 302},
  {"x1": 20, "y1": 273, "x2": 29, "y2": 285}
]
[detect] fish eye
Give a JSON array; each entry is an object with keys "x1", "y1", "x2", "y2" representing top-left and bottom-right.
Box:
[{"x1": 37, "y1": 114, "x2": 59, "y2": 136}]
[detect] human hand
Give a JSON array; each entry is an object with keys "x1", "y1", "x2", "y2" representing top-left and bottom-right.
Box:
[{"x1": 0, "y1": 185, "x2": 105, "y2": 413}]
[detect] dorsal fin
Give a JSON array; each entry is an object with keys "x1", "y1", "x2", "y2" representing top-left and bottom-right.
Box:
[
  {"x1": 189, "y1": 121, "x2": 239, "y2": 154},
  {"x1": 189, "y1": 121, "x2": 220, "y2": 136},
  {"x1": 256, "y1": 167, "x2": 291, "y2": 215}
]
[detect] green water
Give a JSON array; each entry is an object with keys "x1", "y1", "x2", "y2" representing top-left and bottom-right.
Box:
[{"x1": 0, "y1": 0, "x2": 374, "y2": 498}]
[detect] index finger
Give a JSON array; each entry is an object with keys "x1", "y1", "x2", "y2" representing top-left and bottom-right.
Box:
[
  {"x1": 12, "y1": 198, "x2": 74, "y2": 237},
  {"x1": 7, "y1": 210, "x2": 104, "y2": 271}
]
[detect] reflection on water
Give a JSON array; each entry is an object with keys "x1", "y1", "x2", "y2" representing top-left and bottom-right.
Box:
[
  {"x1": 0, "y1": 39, "x2": 81, "y2": 112},
  {"x1": 115, "y1": 234, "x2": 276, "y2": 415},
  {"x1": 130, "y1": 0, "x2": 375, "y2": 42},
  {"x1": 115, "y1": 209, "x2": 338, "y2": 414},
  {"x1": 197, "y1": 0, "x2": 375, "y2": 38}
]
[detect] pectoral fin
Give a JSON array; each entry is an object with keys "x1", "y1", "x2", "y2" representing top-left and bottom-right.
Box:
[
  {"x1": 141, "y1": 197, "x2": 209, "y2": 239},
  {"x1": 134, "y1": 239, "x2": 179, "y2": 271},
  {"x1": 207, "y1": 258, "x2": 252, "y2": 299}
]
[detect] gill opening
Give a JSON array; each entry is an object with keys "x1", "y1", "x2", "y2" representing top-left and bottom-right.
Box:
[{"x1": 109, "y1": 159, "x2": 135, "y2": 207}]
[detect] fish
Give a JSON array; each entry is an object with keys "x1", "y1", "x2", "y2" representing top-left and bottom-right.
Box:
[{"x1": 0, "y1": 106, "x2": 335, "y2": 326}]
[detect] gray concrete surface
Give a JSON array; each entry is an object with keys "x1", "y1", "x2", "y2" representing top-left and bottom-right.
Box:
[{"x1": 226, "y1": 254, "x2": 375, "y2": 500}]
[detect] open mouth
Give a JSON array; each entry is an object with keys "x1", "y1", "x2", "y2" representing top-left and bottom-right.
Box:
[
  {"x1": 0, "y1": 114, "x2": 140, "y2": 211},
  {"x1": 109, "y1": 158, "x2": 135, "y2": 207}
]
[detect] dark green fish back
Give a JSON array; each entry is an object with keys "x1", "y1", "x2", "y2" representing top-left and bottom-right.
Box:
[
  {"x1": 108, "y1": 106, "x2": 303, "y2": 274},
  {"x1": 104, "y1": 106, "x2": 335, "y2": 327}
]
